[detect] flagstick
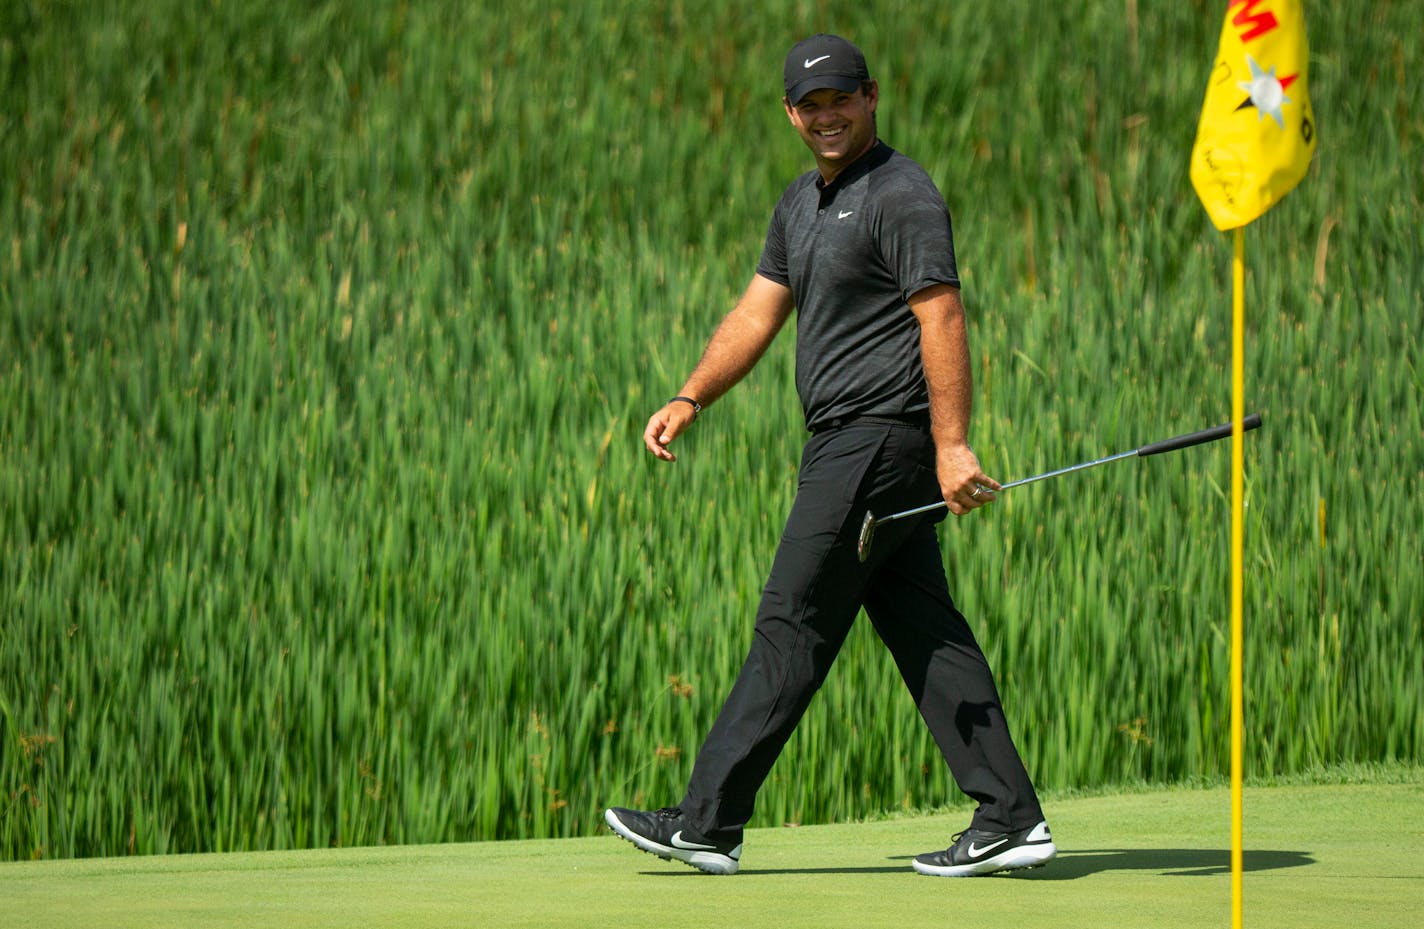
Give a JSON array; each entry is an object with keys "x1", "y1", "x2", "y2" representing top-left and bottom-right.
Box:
[{"x1": 1230, "y1": 225, "x2": 1246, "y2": 929}]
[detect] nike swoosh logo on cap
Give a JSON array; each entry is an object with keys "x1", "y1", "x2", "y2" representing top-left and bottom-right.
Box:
[
  {"x1": 670, "y1": 831, "x2": 717, "y2": 851},
  {"x1": 804, "y1": 54, "x2": 831, "y2": 68},
  {"x1": 967, "y1": 838, "x2": 1009, "y2": 858}
]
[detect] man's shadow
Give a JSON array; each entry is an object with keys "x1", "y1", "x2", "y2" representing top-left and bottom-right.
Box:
[
  {"x1": 1008, "y1": 847, "x2": 1315, "y2": 880},
  {"x1": 649, "y1": 848, "x2": 1314, "y2": 878},
  {"x1": 875, "y1": 848, "x2": 1315, "y2": 880}
]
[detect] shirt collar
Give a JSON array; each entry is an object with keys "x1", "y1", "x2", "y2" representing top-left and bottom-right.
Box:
[{"x1": 815, "y1": 139, "x2": 892, "y2": 192}]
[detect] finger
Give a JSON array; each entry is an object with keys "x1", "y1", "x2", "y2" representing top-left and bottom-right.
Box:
[
  {"x1": 643, "y1": 416, "x2": 676, "y2": 460},
  {"x1": 952, "y1": 481, "x2": 995, "y2": 512},
  {"x1": 967, "y1": 482, "x2": 997, "y2": 504},
  {"x1": 650, "y1": 436, "x2": 677, "y2": 461},
  {"x1": 642, "y1": 416, "x2": 662, "y2": 452},
  {"x1": 646, "y1": 408, "x2": 692, "y2": 462}
]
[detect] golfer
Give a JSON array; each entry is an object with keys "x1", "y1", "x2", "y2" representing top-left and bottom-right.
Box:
[{"x1": 606, "y1": 34, "x2": 1054, "y2": 877}]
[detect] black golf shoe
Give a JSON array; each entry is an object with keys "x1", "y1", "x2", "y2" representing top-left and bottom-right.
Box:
[
  {"x1": 604, "y1": 806, "x2": 742, "y2": 875},
  {"x1": 912, "y1": 820, "x2": 1056, "y2": 876}
]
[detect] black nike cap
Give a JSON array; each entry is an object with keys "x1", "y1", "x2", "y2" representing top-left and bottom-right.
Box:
[{"x1": 783, "y1": 34, "x2": 871, "y2": 105}]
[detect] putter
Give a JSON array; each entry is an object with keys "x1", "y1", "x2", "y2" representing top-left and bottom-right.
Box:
[{"x1": 856, "y1": 413, "x2": 1263, "y2": 562}]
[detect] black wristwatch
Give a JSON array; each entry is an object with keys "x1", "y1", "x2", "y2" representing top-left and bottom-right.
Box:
[{"x1": 669, "y1": 396, "x2": 702, "y2": 418}]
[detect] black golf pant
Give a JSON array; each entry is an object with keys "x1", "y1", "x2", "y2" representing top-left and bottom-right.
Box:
[{"x1": 679, "y1": 419, "x2": 1044, "y2": 838}]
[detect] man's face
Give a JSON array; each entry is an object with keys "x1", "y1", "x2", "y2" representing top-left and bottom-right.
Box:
[{"x1": 784, "y1": 82, "x2": 878, "y2": 180}]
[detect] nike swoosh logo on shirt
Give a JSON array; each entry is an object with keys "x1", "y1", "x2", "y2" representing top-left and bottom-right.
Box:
[
  {"x1": 838, "y1": 210, "x2": 854, "y2": 219},
  {"x1": 967, "y1": 838, "x2": 1009, "y2": 859},
  {"x1": 804, "y1": 55, "x2": 831, "y2": 68},
  {"x1": 670, "y1": 831, "x2": 717, "y2": 851}
]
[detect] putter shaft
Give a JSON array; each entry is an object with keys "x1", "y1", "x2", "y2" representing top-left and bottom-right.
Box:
[
  {"x1": 880, "y1": 447, "x2": 1139, "y2": 525},
  {"x1": 856, "y1": 413, "x2": 1262, "y2": 562}
]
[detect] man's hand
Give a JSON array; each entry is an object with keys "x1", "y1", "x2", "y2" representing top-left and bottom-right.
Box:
[
  {"x1": 937, "y1": 441, "x2": 1001, "y2": 515},
  {"x1": 642, "y1": 401, "x2": 698, "y2": 462}
]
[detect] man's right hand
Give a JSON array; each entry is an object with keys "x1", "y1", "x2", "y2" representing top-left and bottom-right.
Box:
[{"x1": 642, "y1": 402, "x2": 698, "y2": 462}]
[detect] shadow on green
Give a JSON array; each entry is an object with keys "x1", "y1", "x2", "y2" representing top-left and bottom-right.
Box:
[{"x1": 638, "y1": 847, "x2": 1314, "y2": 878}]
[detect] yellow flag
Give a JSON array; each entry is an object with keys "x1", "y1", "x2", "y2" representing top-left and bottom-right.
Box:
[{"x1": 1191, "y1": 1, "x2": 1317, "y2": 230}]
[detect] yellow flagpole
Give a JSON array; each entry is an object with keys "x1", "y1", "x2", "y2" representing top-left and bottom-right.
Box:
[{"x1": 1230, "y1": 226, "x2": 1246, "y2": 929}]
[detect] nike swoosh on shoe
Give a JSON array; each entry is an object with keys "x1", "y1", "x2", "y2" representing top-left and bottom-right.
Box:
[
  {"x1": 670, "y1": 831, "x2": 718, "y2": 851},
  {"x1": 967, "y1": 838, "x2": 1009, "y2": 859}
]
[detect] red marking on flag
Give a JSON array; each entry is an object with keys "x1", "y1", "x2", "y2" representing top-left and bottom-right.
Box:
[
  {"x1": 1280, "y1": 73, "x2": 1298, "y2": 91},
  {"x1": 1230, "y1": 0, "x2": 1279, "y2": 43}
]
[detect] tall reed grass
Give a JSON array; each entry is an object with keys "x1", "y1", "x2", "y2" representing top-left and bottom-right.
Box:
[{"x1": 1, "y1": 0, "x2": 1420, "y2": 858}]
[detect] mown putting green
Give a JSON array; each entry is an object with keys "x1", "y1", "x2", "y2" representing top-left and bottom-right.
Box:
[{"x1": 6, "y1": 773, "x2": 1420, "y2": 929}]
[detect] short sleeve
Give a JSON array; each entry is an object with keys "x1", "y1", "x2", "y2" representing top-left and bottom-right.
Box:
[
  {"x1": 755, "y1": 194, "x2": 791, "y2": 286},
  {"x1": 872, "y1": 175, "x2": 959, "y2": 301}
]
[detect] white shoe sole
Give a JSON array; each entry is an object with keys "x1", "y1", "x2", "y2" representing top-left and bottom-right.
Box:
[
  {"x1": 912, "y1": 841, "x2": 1057, "y2": 877},
  {"x1": 604, "y1": 809, "x2": 741, "y2": 875}
]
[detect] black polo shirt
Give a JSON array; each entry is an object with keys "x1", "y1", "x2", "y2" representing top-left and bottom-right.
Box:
[{"x1": 756, "y1": 141, "x2": 960, "y2": 432}]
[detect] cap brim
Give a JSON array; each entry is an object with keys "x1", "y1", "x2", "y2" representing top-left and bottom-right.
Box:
[{"x1": 786, "y1": 75, "x2": 862, "y2": 105}]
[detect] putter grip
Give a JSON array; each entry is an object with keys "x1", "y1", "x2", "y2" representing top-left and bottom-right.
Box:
[{"x1": 1137, "y1": 413, "x2": 1262, "y2": 457}]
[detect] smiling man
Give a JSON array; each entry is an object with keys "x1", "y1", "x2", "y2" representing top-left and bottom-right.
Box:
[
  {"x1": 604, "y1": 34, "x2": 1054, "y2": 878},
  {"x1": 783, "y1": 57, "x2": 878, "y2": 180}
]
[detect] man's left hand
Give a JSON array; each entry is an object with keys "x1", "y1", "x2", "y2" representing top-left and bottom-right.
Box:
[{"x1": 937, "y1": 443, "x2": 1000, "y2": 515}]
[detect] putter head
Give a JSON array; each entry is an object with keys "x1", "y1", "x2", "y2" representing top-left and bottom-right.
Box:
[{"x1": 857, "y1": 510, "x2": 877, "y2": 563}]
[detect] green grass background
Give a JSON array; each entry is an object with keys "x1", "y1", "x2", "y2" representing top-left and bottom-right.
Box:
[
  {"x1": 2, "y1": 0, "x2": 1421, "y2": 859},
  {"x1": 5, "y1": 769, "x2": 1423, "y2": 929}
]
